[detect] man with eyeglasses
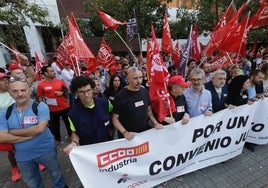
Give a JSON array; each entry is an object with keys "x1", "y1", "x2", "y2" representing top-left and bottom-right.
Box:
[
  {"x1": 1, "y1": 53, "x2": 34, "y2": 182},
  {"x1": 0, "y1": 77, "x2": 68, "y2": 188},
  {"x1": 64, "y1": 76, "x2": 113, "y2": 154},
  {"x1": 36, "y1": 66, "x2": 72, "y2": 147},
  {"x1": 0, "y1": 72, "x2": 22, "y2": 181},
  {"x1": 183, "y1": 68, "x2": 213, "y2": 118}
]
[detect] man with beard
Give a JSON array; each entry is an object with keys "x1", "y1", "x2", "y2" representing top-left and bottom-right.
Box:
[
  {"x1": 0, "y1": 77, "x2": 67, "y2": 188},
  {"x1": 183, "y1": 68, "x2": 213, "y2": 118},
  {"x1": 112, "y1": 66, "x2": 163, "y2": 140},
  {"x1": 247, "y1": 69, "x2": 265, "y2": 101},
  {"x1": 205, "y1": 69, "x2": 229, "y2": 113},
  {"x1": 37, "y1": 66, "x2": 72, "y2": 147}
]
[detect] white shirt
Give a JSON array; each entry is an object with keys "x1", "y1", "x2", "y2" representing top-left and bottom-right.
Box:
[
  {"x1": 0, "y1": 92, "x2": 15, "y2": 110},
  {"x1": 61, "y1": 68, "x2": 74, "y2": 86},
  {"x1": 51, "y1": 62, "x2": 62, "y2": 79}
]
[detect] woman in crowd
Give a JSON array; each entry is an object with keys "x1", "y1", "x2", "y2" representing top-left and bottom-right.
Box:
[
  {"x1": 225, "y1": 75, "x2": 255, "y2": 152},
  {"x1": 104, "y1": 74, "x2": 122, "y2": 105}
]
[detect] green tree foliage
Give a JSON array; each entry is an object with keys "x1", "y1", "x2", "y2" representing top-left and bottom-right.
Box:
[
  {"x1": 83, "y1": 0, "x2": 172, "y2": 41},
  {"x1": 0, "y1": 0, "x2": 53, "y2": 51}
]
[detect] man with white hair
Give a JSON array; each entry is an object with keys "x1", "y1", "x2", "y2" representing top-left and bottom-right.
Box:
[{"x1": 205, "y1": 69, "x2": 229, "y2": 113}]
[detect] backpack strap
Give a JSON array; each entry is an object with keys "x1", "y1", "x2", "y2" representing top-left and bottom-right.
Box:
[
  {"x1": 32, "y1": 100, "x2": 40, "y2": 116},
  {"x1": 5, "y1": 101, "x2": 40, "y2": 120},
  {"x1": 5, "y1": 103, "x2": 15, "y2": 120}
]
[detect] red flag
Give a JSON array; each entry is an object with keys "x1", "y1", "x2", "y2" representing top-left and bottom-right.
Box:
[
  {"x1": 248, "y1": 0, "x2": 268, "y2": 29},
  {"x1": 191, "y1": 24, "x2": 200, "y2": 61},
  {"x1": 209, "y1": 52, "x2": 233, "y2": 71},
  {"x1": 247, "y1": 41, "x2": 258, "y2": 57},
  {"x1": 149, "y1": 25, "x2": 176, "y2": 122},
  {"x1": 96, "y1": 38, "x2": 115, "y2": 68},
  {"x1": 219, "y1": 13, "x2": 250, "y2": 57},
  {"x1": 68, "y1": 13, "x2": 98, "y2": 72},
  {"x1": 205, "y1": 0, "x2": 249, "y2": 56},
  {"x1": 34, "y1": 52, "x2": 43, "y2": 80},
  {"x1": 56, "y1": 33, "x2": 72, "y2": 70},
  {"x1": 262, "y1": 44, "x2": 268, "y2": 55},
  {"x1": 96, "y1": 9, "x2": 126, "y2": 30},
  {"x1": 161, "y1": 12, "x2": 173, "y2": 54},
  {"x1": 213, "y1": 1, "x2": 237, "y2": 32},
  {"x1": 10, "y1": 45, "x2": 21, "y2": 64},
  {"x1": 171, "y1": 41, "x2": 181, "y2": 66}
]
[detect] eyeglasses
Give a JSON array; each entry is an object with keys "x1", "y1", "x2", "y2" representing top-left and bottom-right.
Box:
[
  {"x1": 77, "y1": 89, "x2": 94, "y2": 95},
  {"x1": 190, "y1": 78, "x2": 203, "y2": 82},
  {"x1": 9, "y1": 77, "x2": 28, "y2": 83}
]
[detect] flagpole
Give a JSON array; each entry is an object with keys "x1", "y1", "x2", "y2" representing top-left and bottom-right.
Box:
[
  {"x1": 113, "y1": 29, "x2": 137, "y2": 62},
  {"x1": 133, "y1": 9, "x2": 143, "y2": 58},
  {"x1": 0, "y1": 42, "x2": 19, "y2": 54},
  {"x1": 226, "y1": 52, "x2": 234, "y2": 65},
  {"x1": 161, "y1": 70, "x2": 174, "y2": 119}
]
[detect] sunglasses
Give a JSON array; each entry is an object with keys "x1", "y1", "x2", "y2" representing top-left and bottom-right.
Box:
[{"x1": 9, "y1": 77, "x2": 28, "y2": 84}]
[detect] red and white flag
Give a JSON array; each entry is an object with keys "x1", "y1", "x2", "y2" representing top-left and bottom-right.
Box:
[
  {"x1": 149, "y1": 25, "x2": 176, "y2": 122},
  {"x1": 96, "y1": 9, "x2": 126, "y2": 30},
  {"x1": 96, "y1": 38, "x2": 115, "y2": 68},
  {"x1": 248, "y1": 0, "x2": 268, "y2": 29},
  {"x1": 161, "y1": 11, "x2": 173, "y2": 54},
  {"x1": 219, "y1": 13, "x2": 250, "y2": 57},
  {"x1": 171, "y1": 41, "x2": 181, "y2": 66},
  {"x1": 68, "y1": 13, "x2": 98, "y2": 73},
  {"x1": 191, "y1": 24, "x2": 200, "y2": 61},
  {"x1": 213, "y1": 0, "x2": 237, "y2": 32},
  {"x1": 10, "y1": 45, "x2": 21, "y2": 65},
  {"x1": 205, "y1": 0, "x2": 249, "y2": 56}
]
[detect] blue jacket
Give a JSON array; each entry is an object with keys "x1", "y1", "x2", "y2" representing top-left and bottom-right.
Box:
[
  {"x1": 205, "y1": 81, "x2": 228, "y2": 113},
  {"x1": 68, "y1": 98, "x2": 111, "y2": 145}
]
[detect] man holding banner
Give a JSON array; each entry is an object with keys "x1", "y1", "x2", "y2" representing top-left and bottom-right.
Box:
[
  {"x1": 64, "y1": 76, "x2": 113, "y2": 154},
  {"x1": 112, "y1": 66, "x2": 162, "y2": 140}
]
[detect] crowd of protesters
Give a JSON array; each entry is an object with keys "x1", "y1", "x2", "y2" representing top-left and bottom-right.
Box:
[{"x1": 0, "y1": 49, "x2": 268, "y2": 187}]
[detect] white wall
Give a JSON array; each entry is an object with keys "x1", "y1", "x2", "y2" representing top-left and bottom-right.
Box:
[{"x1": 0, "y1": 0, "x2": 61, "y2": 66}]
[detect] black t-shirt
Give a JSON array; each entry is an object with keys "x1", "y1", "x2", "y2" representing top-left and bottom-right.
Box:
[
  {"x1": 226, "y1": 90, "x2": 248, "y2": 106},
  {"x1": 172, "y1": 95, "x2": 188, "y2": 122},
  {"x1": 113, "y1": 87, "x2": 150, "y2": 136}
]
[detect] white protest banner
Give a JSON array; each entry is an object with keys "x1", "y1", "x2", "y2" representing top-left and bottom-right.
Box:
[
  {"x1": 246, "y1": 98, "x2": 268, "y2": 144},
  {"x1": 69, "y1": 102, "x2": 258, "y2": 188}
]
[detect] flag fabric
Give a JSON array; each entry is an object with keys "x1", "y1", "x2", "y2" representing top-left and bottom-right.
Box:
[
  {"x1": 208, "y1": 52, "x2": 233, "y2": 72},
  {"x1": 171, "y1": 41, "x2": 181, "y2": 66},
  {"x1": 247, "y1": 41, "x2": 258, "y2": 57},
  {"x1": 248, "y1": 0, "x2": 268, "y2": 29},
  {"x1": 34, "y1": 52, "x2": 43, "y2": 80},
  {"x1": 55, "y1": 33, "x2": 72, "y2": 70},
  {"x1": 219, "y1": 13, "x2": 250, "y2": 57},
  {"x1": 149, "y1": 25, "x2": 176, "y2": 122},
  {"x1": 177, "y1": 25, "x2": 193, "y2": 77},
  {"x1": 10, "y1": 45, "x2": 21, "y2": 64},
  {"x1": 205, "y1": 0, "x2": 250, "y2": 56},
  {"x1": 191, "y1": 24, "x2": 200, "y2": 61},
  {"x1": 96, "y1": 9, "x2": 126, "y2": 30},
  {"x1": 96, "y1": 38, "x2": 115, "y2": 68},
  {"x1": 127, "y1": 10, "x2": 138, "y2": 40},
  {"x1": 68, "y1": 13, "x2": 98, "y2": 73},
  {"x1": 161, "y1": 12, "x2": 173, "y2": 54},
  {"x1": 213, "y1": 0, "x2": 237, "y2": 32}
]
